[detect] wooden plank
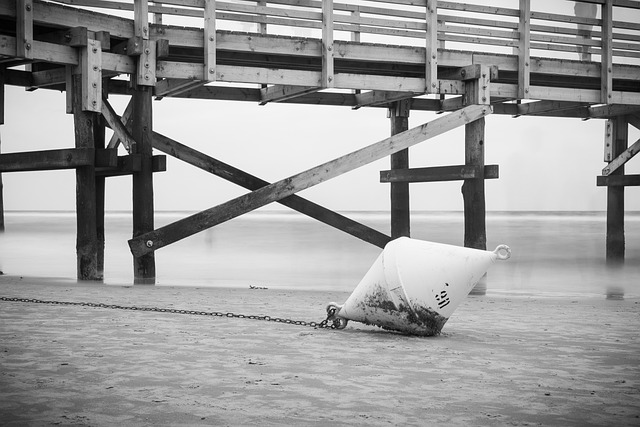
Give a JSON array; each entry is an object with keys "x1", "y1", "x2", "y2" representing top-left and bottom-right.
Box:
[
  {"x1": 380, "y1": 165, "x2": 499, "y2": 182},
  {"x1": 518, "y1": 0, "x2": 530, "y2": 99},
  {"x1": 101, "y1": 96, "x2": 137, "y2": 152},
  {"x1": 425, "y1": 0, "x2": 438, "y2": 93},
  {"x1": 322, "y1": 0, "x2": 334, "y2": 88},
  {"x1": 601, "y1": 0, "x2": 613, "y2": 104},
  {"x1": 602, "y1": 136, "x2": 640, "y2": 175},
  {"x1": 131, "y1": 83, "x2": 156, "y2": 284},
  {"x1": 16, "y1": 0, "x2": 33, "y2": 59},
  {"x1": 151, "y1": 131, "x2": 391, "y2": 248},
  {"x1": 259, "y1": 85, "x2": 320, "y2": 105},
  {"x1": 204, "y1": 0, "x2": 216, "y2": 82},
  {"x1": 72, "y1": 74, "x2": 99, "y2": 280},
  {"x1": 79, "y1": 39, "x2": 102, "y2": 112},
  {"x1": 390, "y1": 100, "x2": 410, "y2": 239},
  {"x1": 107, "y1": 99, "x2": 134, "y2": 150},
  {"x1": 0, "y1": 148, "x2": 94, "y2": 172},
  {"x1": 597, "y1": 174, "x2": 640, "y2": 186},
  {"x1": 353, "y1": 91, "x2": 416, "y2": 109},
  {"x1": 604, "y1": 118, "x2": 614, "y2": 162},
  {"x1": 155, "y1": 78, "x2": 205, "y2": 98},
  {"x1": 628, "y1": 114, "x2": 640, "y2": 130},
  {"x1": 128, "y1": 104, "x2": 492, "y2": 256},
  {"x1": 137, "y1": 39, "x2": 156, "y2": 86}
]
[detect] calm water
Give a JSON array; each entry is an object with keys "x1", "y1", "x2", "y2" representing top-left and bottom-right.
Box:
[{"x1": 1, "y1": 211, "x2": 639, "y2": 297}]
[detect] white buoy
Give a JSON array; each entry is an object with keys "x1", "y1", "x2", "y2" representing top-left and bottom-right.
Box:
[{"x1": 327, "y1": 237, "x2": 510, "y2": 336}]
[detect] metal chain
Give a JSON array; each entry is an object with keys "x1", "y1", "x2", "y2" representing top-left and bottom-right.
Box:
[{"x1": 0, "y1": 296, "x2": 341, "y2": 330}]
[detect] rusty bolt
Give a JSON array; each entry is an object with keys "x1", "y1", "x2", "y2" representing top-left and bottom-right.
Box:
[
  {"x1": 209, "y1": 36, "x2": 214, "y2": 42},
  {"x1": 146, "y1": 240, "x2": 153, "y2": 248},
  {"x1": 93, "y1": 66, "x2": 98, "y2": 71},
  {"x1": 26, "y1": 4, "x2": 31, "y2": 11},
  {"x1": 145, "y1": 62, "x2": 149, "y2": 68},
  {"x1": 143, "y1": 26, "x2": 148, "y2": 34},
  {"x1": 92, "y1": 100, "x2": 97, "y2": 106},
  {"x1": 432, "y1": 83, "x2": 436, "y2": 88},
  {"x1": 144, "y1": 48, "x2": 150, "y2": 55},
  {"x1": 209, "y1": 68, "x2": 215, "y2": 74},
  {"x1": 92, "y1": 82, "x2": 97, "y2": 88},
  {"x1": 482, "y1": 96, "x2": 487, "y2": 102},
  {"x1": 145, "y1": 75, "x2": 150, "y2": 80},
  {"x1": 92, "y1": 47, "x2": 97, "y2": 53}
]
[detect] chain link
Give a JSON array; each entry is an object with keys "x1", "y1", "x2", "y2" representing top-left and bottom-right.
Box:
[{"x1": 0, "y1": 296, "x2": 341, "y2": 330}]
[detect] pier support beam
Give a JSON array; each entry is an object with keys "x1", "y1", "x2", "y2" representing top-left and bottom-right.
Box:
[
  {"x1": 463, "y1": 72, "x2": 489, "y2": 294},
  {"x1": 72, "y1": 75, "x2": 100, "y2": 281},
  {"x1": 132, "y1": 84, "x2": 156, "y2": 284},
  {"x1": 390, "y1": 100, "x2": 411, "y2": 239},
  {"x1": 606, "y1": 115, "x2": 628, "y2": 265}
]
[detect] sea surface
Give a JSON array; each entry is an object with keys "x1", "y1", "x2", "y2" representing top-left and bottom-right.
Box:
[{"x1": 1, "y1": 211, "x2": 638, "y2": 298}]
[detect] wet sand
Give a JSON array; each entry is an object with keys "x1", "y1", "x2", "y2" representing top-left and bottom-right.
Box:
[{"x1": 1, "y1": 275, "x2": 639, "y2": 426}]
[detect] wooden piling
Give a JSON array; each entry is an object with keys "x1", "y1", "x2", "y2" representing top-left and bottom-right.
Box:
[
  {"x1": 606, "y1": 115, "x2": 628, "y2": 264},
  {"x1": 132, "y1": 84, "x2": 156, "y2": 284},
  {"x1": 72, "y1": 75, "x2": 100, "y2": 280},
  {"x1": 390, "y1": 100, "x2": 411, "y2": 239},
  {"x1": 463, "y1": 75, "x2": 488, "y2": 295},
  {"x1": 0, "y1": 66, "x2": 4, "y2": 233},
  {"x1": 95, "y1": 90, "x2": 107, "y2": 279}
]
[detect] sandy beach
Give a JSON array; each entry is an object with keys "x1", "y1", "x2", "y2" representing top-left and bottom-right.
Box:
[{"x1": 1, "y1": 275, "x2": 639, "y2": 426}]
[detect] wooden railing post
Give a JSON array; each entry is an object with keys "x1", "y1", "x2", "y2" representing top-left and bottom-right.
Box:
[
  {"x1": 518, "y1": 0, "x2": 530, "y2": 100},
  {"x1": 601, "y1": 0, "x2": 613, "y2": 104},
  {"x1": 425, "y1": 0, "x2": 438, "y2": 94},
  {"x1": 204, "y1": 0, "x2": 216, "y2": 82},
  {"x1": 322, "y1": 0, "x2": 334, "y2": 88}
]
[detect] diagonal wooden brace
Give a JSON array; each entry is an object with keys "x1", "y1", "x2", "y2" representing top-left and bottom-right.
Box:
[
  {"x1": 129, "y1": 104, "x2": 492, "y2": 256},
  {"x1": 151, "y1": 132, "x2": 391, "y2": 248}
]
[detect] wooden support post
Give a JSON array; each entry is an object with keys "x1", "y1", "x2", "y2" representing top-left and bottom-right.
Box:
[
  {"x1": 95, "y1": 89, "x2": 107, "y2": 279},
  {"x1": 322, "y1": 0, "x2": 334, "y2": 88},
  {"x1": 131, "y1": 81, "x2": 156, "y2": 284},
  {"x1": 390, "y1": 100, "x2": 410, "y2": 239},
  {"x1": 16, "y1": 0, "x2": 34, "y2": 60},
  {"x1": 518, "y1": 0, "x2": 530, "y2": 100},
  {"x1": 463, "y1": 74, "x2": 489, "y2": 294},
  {"x1": 606, "y1": 115, "x2": 627, "y2": 265},
  {"x1": 0, "y1": 67, "x2": 4, "y2": 233},
  {"x1": 601, "y1": 0, "x2": 613, "y2": 104},
  {"x1": 72, "y1": 75, "x2": 100, "y2": 281},
  {"x1": 129, "y1": 105, "x2": 491, "y2": 256},
  {"x1": 425, "y1": 0, "x2": 438, "y2": 94},
  {"x1": 204, "y1": 0, "x2": 216, "y2": 82}
]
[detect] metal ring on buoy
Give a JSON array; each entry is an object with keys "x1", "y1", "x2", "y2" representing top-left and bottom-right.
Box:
[
  {"x1": 493, "y1": 244, "x2": 511, "y2": 260},
  {"x1": 332, "y1": 317, "x2": 348, "y2": 329}
]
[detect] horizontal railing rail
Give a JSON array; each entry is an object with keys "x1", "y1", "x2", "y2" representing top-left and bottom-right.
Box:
[{"x1": 45, "y1": 0, "x2": 640, "y2": 64}]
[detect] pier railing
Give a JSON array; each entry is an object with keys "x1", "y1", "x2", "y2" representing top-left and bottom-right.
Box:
[{"x1": 47, "y1": 0, "x2": 640, "y2": 63}]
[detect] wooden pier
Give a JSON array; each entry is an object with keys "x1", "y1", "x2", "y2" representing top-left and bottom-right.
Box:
[{"x1": 0, "y1": 0, "x2": 639, "y2": 285}]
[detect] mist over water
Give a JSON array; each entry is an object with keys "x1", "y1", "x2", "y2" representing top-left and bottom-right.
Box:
[{"x1": 0, "y1": 211, "x2": 638, "y2": 298}]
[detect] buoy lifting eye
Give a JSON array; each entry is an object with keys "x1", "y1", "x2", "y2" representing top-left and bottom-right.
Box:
[{"x1": 493, "y1": 245, "x2": 511, "y2": 260}]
